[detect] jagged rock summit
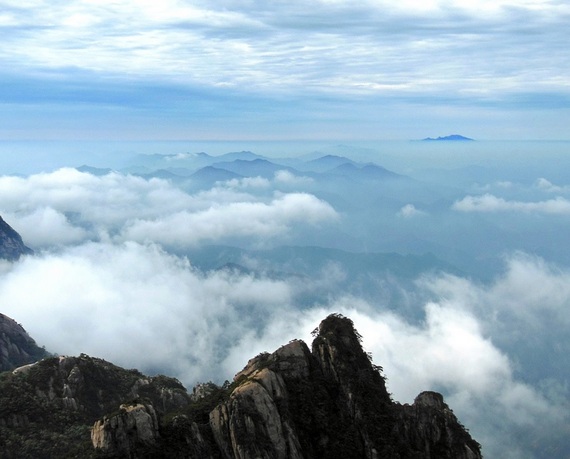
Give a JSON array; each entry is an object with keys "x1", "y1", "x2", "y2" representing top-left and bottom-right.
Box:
[
  {"x1": 0, "y1": 215, "x2": 33, "y2": 261},
  {"x1": 0, "y1": 314, "x2": 482, "y2": 458},
  {"x1": 207, "y1": 314, "x2": 481, "y2": 459}
]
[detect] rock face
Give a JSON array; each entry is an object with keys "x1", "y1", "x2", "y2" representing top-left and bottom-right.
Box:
[
  {"x1": 0, "y1": 314, "x2": 482, "y2": 458},
  {"x1": 0, "y1": 215, "x2": 33, "y2": 261},
  {"x1": 395, "y1": 392, "x2": 481, "y2": 459},
  {"x1": 0, "y1": 313, "x2": 49, "y2": 372},
  {"x1": 0, "y1": 354, "x2": 191, "y2": 458},
  {"x1": 208, "y1": 314, "x2": 482, "y2": 459},
  {"x1": 91, "y1": 402, "x2": 160, "y2": 456}
]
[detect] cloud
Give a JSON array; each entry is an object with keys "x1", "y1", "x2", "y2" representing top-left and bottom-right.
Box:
[
  {"x1": 535, "y1": 177, "x2": 570, "y2": 193},
  {"x1": 397, "y1": 203, "x2": 426, "y2": 217},
  {"x1": 0, "y1": 241, "x2": 294, "y2": 384},
  {"x1": 223, "y1": 262, "x2": 570, "y2": 459},
  {"x1": 0, "y1": 169, "x2": 337, "y2": 249},
  {"x1": 2, "y1": 207, "x2": 88, "y2": 247},
  {"x1": 452, "y1": 193, "x2": 570, "y2": 214},
  {"x1": 223, "y1": 176, "x2": 271, "y2": 189},
  {"x1": 274, "y1": 170, "x2": 314, "y2": 186},
  {"x1": 1, "y1": 0, "x2": 569, "y2": 140},
  {"x1": 121, "y1": 192, "x2": 338, "y2": 247},
  {"x1": 2, "y1": 0, "x2": 569, "y2": 105}
]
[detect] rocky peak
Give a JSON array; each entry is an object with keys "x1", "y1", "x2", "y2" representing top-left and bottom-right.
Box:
[
  {"x1": 395, "y1": 391, "x2": 481, "y2": 459},
  {"x1": 0, "y1": 215, "x2": 33, "y2": 261},
  {"x1": 0, "y1": 314, "x2": 482, "y2": 458},
  {"x1": 311, "y1": 313, "x2": 391, "y2": 403},
  {"x1": 208, "y1": 314, "x2": 481, "y2": 459}
]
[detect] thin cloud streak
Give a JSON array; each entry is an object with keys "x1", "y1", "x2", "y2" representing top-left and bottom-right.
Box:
[{"x1": 452, "y1": 193, "x2": 570, "y2": 214}]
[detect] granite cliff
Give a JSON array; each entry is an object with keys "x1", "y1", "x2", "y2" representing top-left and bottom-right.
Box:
[
  {"x1": 0, "y1": 314, "x2": 482, "y2": 458},
  {"x1": 0, "y1": 215, "x2": 33, "y2": 261},
  {"x1": 206, "y1": 314, "x2": 480, "y2": 459}
]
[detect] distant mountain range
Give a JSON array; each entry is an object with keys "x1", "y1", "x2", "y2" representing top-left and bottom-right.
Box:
[{"x1": 114, "y1": 151, "x2": 406, "y2": 183}]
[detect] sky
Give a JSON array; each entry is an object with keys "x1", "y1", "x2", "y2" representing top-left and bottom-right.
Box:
[{"x1": 1, "y1": 0, "x2": 569, "y2": 140}]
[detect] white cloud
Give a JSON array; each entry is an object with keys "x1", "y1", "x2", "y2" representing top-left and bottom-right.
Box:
[
  {"x1": 120, "y1": 192, "x2": 337, "y2": 247},
  {"x1": 225, "y1": 277, "x2": 568, "y2": 459},
  {"x1": 452, "y1": 193, "x2": 570, "y2": 214},
  {"x1": 1, "y1": 238, "x2": 568, "y2": 458},
  {"x1": 0, "y1": 241, "x2": 294, "y2": 384},
  {"x1": 0, "y1": 169, "x2": 337, "y2": 249},
  {"x1": 2, "y1": 207, "x2": 87, "y2": 247},
  {"x1": 397, "y1": 203, "x2": 426, "y2": 217},
  {"x1": 535, "y1": 177, "x2": 570, "y2": 193},
  {"x1": 274, "y1": 170, "x2": 314, "y2": 186},
  {"x1": 223, "y1": 176, "x2": 271, "y2": 189},
  {"x1": 3, "y1": 0, "x2": 569, "y2": 101}
]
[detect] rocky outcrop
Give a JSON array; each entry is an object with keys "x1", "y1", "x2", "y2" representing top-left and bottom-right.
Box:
[
  {"x1": 0, "y1": 313, "x2": 49, "y2": 372},
  {"x1": 91, "y1": 402, "x2": 160, "y2": 457},
  {"x1": 395, "y1": 391, "x2": 481, "y2": 459},
  {"x1": 0, "y1": 215, "x2": 33, "y2": 261},
  {"x1": 207, "y1": 314, "x2": 482, "y2": 459},
  {"x1": 0, "y1": 354, "x2": 191, "y2": 458},
  {"x1": 210, "y1": 365, "x2": 304, "y2": 459},
  {"x1": 0, "y1": 314, "x2": 481, "y2": 458}
]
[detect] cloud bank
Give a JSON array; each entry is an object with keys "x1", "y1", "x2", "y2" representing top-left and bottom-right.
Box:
[
  {"x1": 0, "y1": 168, "x2": 337, "y2": 249},
  {"x1": 1, "y1": 246, "x2": 568, "y2": 459}
]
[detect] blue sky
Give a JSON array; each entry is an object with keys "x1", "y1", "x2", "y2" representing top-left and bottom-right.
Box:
[{"x1": 1, "y1": 0, "x2": 569, "y2": 140}]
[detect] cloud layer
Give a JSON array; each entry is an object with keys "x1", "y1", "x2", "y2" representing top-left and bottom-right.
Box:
[
  {"x1": 0, "y1": 168, "x2": 337, "y2": 249},
  {"x1": 1, "y1": 244, "x2": 568, "y2": 459}
]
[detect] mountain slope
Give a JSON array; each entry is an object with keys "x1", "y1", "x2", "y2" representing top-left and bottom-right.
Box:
[
  {"x1": 0, "y1": 216, "x2": 33, "y2": 261},
  {"x1": 0, "y1": 313, "x2": 49, "y2": 372},
  {"x1": 0, "y1": 314, "x2": 481, "y2": 458},
  {"x1": 0, "y1": 353, "x2": 191, "y2": 458}
]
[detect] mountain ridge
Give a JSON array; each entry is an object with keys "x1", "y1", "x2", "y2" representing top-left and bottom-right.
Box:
[{"x1": 0, "y1": 313, "x2": 482, "y2": 458}]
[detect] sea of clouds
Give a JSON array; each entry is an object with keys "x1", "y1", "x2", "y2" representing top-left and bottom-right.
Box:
[{"x1": 1, "y1": 166, "x2": 569, "y2": 458}]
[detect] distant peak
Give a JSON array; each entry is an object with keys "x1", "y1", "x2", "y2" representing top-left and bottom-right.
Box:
[{"x1": 422, "y1": 134, "x2": 474, "y2": 141}]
